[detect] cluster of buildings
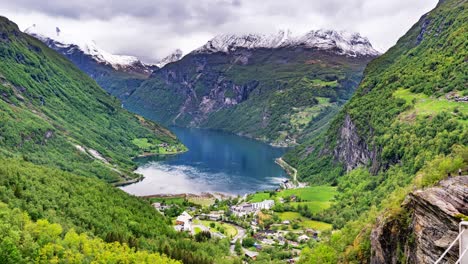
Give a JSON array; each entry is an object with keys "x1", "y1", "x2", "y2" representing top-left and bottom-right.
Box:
[{"x1": 230, "y1": 200, "x2": 275, "y2": 217}]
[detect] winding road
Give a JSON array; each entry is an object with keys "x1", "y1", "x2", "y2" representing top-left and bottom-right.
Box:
[{"x1": 229, "y1": 223, "x2": 247, "y2": 254}]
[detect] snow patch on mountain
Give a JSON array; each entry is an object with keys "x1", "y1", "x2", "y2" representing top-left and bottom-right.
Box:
[
  {"x1": 24, "y1": 24, "x2": 142, "y2": 70},
  {"x1": 195, "y1": 29, "x2": 380, "y2": 57},
  {"x1": 155, "y1": 49, "x2": 183, "y2": 68}
]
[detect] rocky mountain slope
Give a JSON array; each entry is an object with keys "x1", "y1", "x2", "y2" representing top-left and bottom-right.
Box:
[
  {"x1": 25, "y1": 24, "x2": 152, "y2": 75},
  {"x1": 124, "y1": 30, "x2": 379, "y2": 145},
  {"x1": 155, "y1": 48, "x2": 184, "y2": 68},
  {"x1": 194, "y1": 29, "x2": 380, "y2": 57},
  {"x1": 24, "y1": 25, "x2": 184, "y2": 99},
  {"x1": 371, "y1": 176, "x2": 468, "y2": 264}
]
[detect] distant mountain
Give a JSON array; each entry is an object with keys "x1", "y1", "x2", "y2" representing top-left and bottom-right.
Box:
[
  {"x1": 125, "y1": 29, "x2": 380, "y2": 146},
  {"x1": 25, "y1": 24, "x2": 152, "y2": 76},
  {"x1": 155, "y1": 49, "x2": 184, "y2": 68},
  {"x1": 195, "y1": 29, "x2": 380, "y2": 57},
  {"x1": 24, "y1": 24, "x2": 183, "y2": 99},
  {"x1": 26, "y1": 24, "x2": 380, "y2": 146}
]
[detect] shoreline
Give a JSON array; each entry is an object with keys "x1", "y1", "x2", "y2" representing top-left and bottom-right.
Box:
[
  {"x1": 139, "y1": 192, "x2": 235, "y2": 200},
  {"x1": 135, "y1": 148, "x2": 188, "y2": 158},
  {"x1": 122, "y1": 157, "x2": 298, "y2": 201},
  {"x1": 114, "y1": 145, "x2": 189, "y2": 187},
  {"x1": 275, "y1": 157, "x2": 298, "y2": 183},
  {"x1": 120, "y1": 133, "x2": 296, "y2": 199}
]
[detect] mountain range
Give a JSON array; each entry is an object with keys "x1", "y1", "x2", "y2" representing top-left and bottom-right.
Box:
[
  {"x1": 25, "y1": 24, "x2": 184, "y2": 98},
  {"x1": 26, "y1": 26, "x2": 381, "y2": 146}
]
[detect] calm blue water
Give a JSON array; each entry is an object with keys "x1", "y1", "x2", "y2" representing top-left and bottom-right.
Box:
[{"x1": 121, "y1": 127, "x2": 288, "y2": 195}]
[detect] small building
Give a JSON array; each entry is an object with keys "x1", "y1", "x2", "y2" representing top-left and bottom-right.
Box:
[
  {"x1": 282, "y1": 220, "x2": 291, "y2": 225},
  {"x1": 245, "y1": 250, "x2": 259, "y2": 260},
  {"x1": 230, "y1": 202, "x2": 255, "y2": 217},
  {"x1": 176, "y1": 211, "x2": 192, "y2": 225},
  {"x1": 175, "y1": 211, "x2": 192, "y2": 232},
  {"x1": 199, "y1": 213, "x2": 222, "y2": 221}
]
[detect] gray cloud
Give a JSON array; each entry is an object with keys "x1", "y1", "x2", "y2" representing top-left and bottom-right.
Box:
[{"x1": 0, "y1": 0, "x2": 438, "y2": 62}]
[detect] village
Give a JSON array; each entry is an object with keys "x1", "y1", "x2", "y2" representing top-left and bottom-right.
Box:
[{"x1": 149, "y1": 181, "x2": 336, "y2": 263}]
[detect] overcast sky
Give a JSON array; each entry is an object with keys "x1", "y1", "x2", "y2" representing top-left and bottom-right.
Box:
[{"x1": 0, "y1": 0, "x2": 438, "y2": 63}]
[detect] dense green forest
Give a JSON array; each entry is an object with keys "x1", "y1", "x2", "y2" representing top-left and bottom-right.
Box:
[
  {"x1": 0, "y1": 158, "x2": 236, "y2": 263},
  {"x1": 282, "y1": 0, "x2": 468, "y2": 262},
  {"x1": 0, "y1": 202, "x2": 180, "y2": 263}
]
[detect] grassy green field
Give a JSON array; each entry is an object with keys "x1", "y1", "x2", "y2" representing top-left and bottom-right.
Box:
[
  {"x1": 200, "y1": 220, "x2": 238, "y2": 238},
  {"x1": 289, "y1": 201, "x2": 333, "y2": 214},
  {"x1": 279, "y1": 186, "x2": 337, "y2": 202},
  {"x1": 248, "y1": 192, "x2": 271, "y2": 203},
  {"x1": 249, "y1": 186, "x2": 337, "y2": 213},
  {"x1": 194, "y1": 226, "x2": 202, "y2": 234},
  {"x1": 393, "y1": 89, "x2": 468, "y2": 125},
  {"x1": 278, "y1": 212, "x2": 332, "y2": 231}
]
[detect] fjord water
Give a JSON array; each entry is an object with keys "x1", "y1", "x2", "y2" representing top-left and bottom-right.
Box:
[{"x1": 121, "y1": 127, "x2": 288, "y2": 195}]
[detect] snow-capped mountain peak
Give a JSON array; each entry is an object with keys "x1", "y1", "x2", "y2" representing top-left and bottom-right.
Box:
[
  {"x1": 195, "y1": 29, "x2": 380, "y2": 57},
  {"x1": 194, "y1": 30, "x2": 292, "y2": 54},
  {"x1": 155, "y1": 49, "x2": 183, "y2": 68},
  {"x1": 290, "y1": 29, "x2": 381, "y2": 57},
  {"x1": 24, "y1": 24, "x2": 142, "y2": 70}
]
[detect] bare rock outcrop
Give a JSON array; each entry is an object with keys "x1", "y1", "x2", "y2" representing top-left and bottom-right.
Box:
[
  {"x1": 371, "y1": 176, "x2": 468, "y2": 264},
  {"x1": 333, "y1": 114, "x2": 379, "y2": 172}
]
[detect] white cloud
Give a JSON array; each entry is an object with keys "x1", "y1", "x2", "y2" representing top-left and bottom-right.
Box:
[{"x1": 0, "y1": 0, "x2": 439, "y2": 63}]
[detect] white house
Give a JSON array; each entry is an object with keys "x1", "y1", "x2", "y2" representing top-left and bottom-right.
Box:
[
  {"x1": 252, "y1": 200, "x2": 275, "y2": 210},
  {"x1": 175, "y1": 211, "x2": 192, "y2": 232}
]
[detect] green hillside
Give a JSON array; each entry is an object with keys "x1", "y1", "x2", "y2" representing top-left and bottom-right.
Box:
[
  {"x1": 282, "y1": 0, "x2": 467, "y2": 262},
  {"x1": 0, "y1": 16, "x2": 185, "y2": 183}
]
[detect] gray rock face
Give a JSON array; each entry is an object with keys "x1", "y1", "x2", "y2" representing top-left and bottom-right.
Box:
[
  {"x1": 370, "y1": 176, "x2": 468, "y2": 264},
  {"x1": 333, "y1": 114, "x2": 378, "y2": 172}
]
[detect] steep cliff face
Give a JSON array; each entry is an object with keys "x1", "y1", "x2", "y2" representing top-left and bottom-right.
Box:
[
  {"x1": 332, "y1": 114, "x2": 380, "y2": 172},
  {"x1": 371, "y1": 176, "x2": 468, "y2": 264}
]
